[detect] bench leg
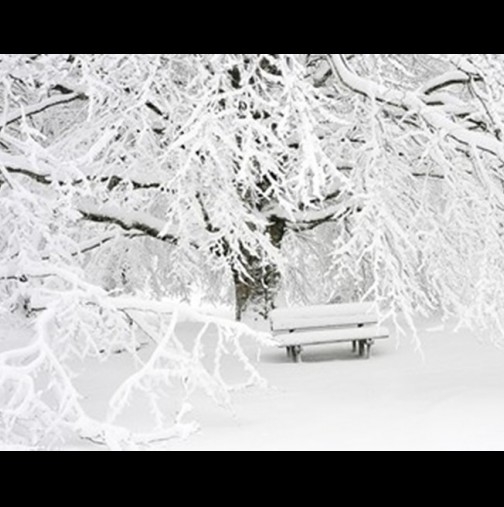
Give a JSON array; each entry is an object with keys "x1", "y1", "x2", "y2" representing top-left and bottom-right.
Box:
[
  {"x1": 364, "y1": 339, "x2": 375, "y2": 359},
  {"x1": 286, "y1": 346, "x2": 301, "y2": 362},
  {"x1": 365, "y1": 340, "x2": 371, "y2": 359},
  {"x1": 292, "y1": 345, "x2": 302, "y2": 363},
  {"x1": 355, "y1": 325, "x2": 365, "y2": 355},
  {"x1": 358, "y1": 340, "x2": 365, "y2": 357}
]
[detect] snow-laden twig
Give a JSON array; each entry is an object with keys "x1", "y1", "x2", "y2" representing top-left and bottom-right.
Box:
[
  {"x1": 0, "y1": 275, "x2": 272, "y2": 449},
  {"x1": 4, "y1": 54, "x2": 504, "y2": 449}
]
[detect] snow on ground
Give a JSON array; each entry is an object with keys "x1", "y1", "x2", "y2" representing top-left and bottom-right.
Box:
[
  {"x1": 3, "y1": 313, "x2": 504, "y2": 451},
  {"x1": 157, "y1": 317, "x2": 504, "y2": 451}
]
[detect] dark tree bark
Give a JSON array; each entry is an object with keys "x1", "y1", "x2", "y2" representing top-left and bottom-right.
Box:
[{"x1": 233, "y1": 216, "x2": 286, "y2": 321}]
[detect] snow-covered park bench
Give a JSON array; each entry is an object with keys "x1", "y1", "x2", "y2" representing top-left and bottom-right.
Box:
[{"x1": 270, "y1": 303, "x2": 389, "y2": 362}]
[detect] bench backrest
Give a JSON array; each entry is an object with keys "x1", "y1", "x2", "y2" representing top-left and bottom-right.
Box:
[{"x1": 270, "y1": 302, "x2": 378, "y2": 332}]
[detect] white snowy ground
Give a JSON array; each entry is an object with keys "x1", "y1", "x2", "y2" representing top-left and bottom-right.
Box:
[
  {"x1": 163, "y1": 317, "x2": 504, "y2": 451},
  {"x1": 3, "y1": 312, "x2": 504, "y2": 451}
]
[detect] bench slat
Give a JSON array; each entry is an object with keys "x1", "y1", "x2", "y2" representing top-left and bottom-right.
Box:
[
  {"x1": 270, "y1": 302, "x2": 375, "y2": 322},
  {"x1": 272, "y1": 313, "x2": 378, "y2": 332},
  {"x1": 274, "y1": 325, "x2": 389, "y2": 347}
]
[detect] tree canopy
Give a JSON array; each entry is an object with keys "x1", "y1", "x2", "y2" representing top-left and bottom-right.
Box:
[{"x1": 2, "y1": 54, "x2": 504, "y2": 449}]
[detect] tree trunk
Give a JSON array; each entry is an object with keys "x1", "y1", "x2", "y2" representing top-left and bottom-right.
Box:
[
  {"x1": 233, "y1": 261, "x2": 281, "y2": 321},
  {"x1": 233, "y1": 216, "x2": 286, "y2": 322}
]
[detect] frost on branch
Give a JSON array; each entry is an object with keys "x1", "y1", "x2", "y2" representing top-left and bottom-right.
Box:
[
  {"x1": 0, "y1": 267, "x2": 272, "y2": 449},
  {"x1": 321, "y1": 54, "x2": 504, "y2": 343},
  {"x1": 0, "y1": 175, "x2": 271, "y2": 448},
  {"x1": 4, "y1": 54, "x2": 504, "y2": 448}
]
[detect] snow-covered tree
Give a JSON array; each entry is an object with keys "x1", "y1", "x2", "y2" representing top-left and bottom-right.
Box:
[{"x1": 2, "y1": 54, "x2": 504, "y2": 449}]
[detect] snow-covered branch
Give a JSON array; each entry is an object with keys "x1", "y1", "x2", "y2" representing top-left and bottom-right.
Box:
[
  {"x1": 1, "y1": 92, "x2": 87, "y2": 129},
  {"x1": 420, "y1": 70, "x2": 481, "y2": 95},
  {"x1": 327, "y1": 54, "x2": 504, "y2": 160},
  {"x1": 3, "y1": 54, "x2": 504, "y2": 449},
  {"x1": 77, "y1": 200, "x2": 179, "y2": 244},
  {"x1": 3, "y1": 163, "x2": 163, "y2": 191},
  {"x1": 0, "y1": 266, "x2": 272, "y2": 450}
]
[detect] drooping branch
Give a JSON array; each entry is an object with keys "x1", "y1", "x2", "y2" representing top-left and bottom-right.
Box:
[
  {"x1": 4, "y1": 166, "x2": 52, "y2": 185},
  {"x1": 1, "y1": 83, "x2": 169, "y2": 135},
  {"x1": 78, "y1": 201, "x2": 179, "y2": 244},
  {"x1": 63, "y1": 232, "x2": 147, "y2": 258},
  {"x1": 195, "y1": 191, "x2": 219, "y2": 233},
  {"x1": 145, "y1": 101, "x2": 169, "y2": 119},
  {"x1": 1, "y1": 92, "x2": 87, "y2": 130},
  {"x1": 2, "y1": 233, "x2": 150, "y2": 273},
  {"x1": 326, "y1": 54, "x2": 504, "y2": 161},
  {"x1": 3, "y1": 164, "x2": 163, "y2": 191},
  {"x1": 420, "y1": 70, "x2": 482, "y2": 96}
]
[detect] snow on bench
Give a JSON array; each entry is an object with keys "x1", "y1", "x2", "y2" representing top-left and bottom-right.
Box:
[{"x1": 270, "y1": 302, "x2": 389, "y2": 362}]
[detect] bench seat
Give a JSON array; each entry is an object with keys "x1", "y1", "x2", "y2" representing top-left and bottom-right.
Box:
[{"x1": 275, "y1": 325, "x2": 390, "y2": 347}]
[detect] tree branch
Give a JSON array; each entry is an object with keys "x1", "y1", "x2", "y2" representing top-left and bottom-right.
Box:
[
  {"x1": 420, "y1": 70, "x2": 482, "y2": 96},
  {"x1": 4, "y1": 164, "x2": 163, "y2": 191},
  {"x1": 286, "y1": 205, "x2": 354, "y2": 232},
  {"x1": 326, "y1": 54, "x2": 504, "y2": 161},
  {"x1": 5, "y1": 166, "x2": 52, "y2": 185},
  {"x1": 78, "y1": 203, "x2": 177, "y2": 244},
  {"x1": 66, "y1": 232, "x2": 147, "y2": 257},
  {"x1": 1, "y1": 85, "x2": 169, "y2": 134},
  {"x1": 195, "y1": 192, "x2": 219, "y2": 233},
  {"x1": 1, "y1": 92, "x2": 87, "y2": 130},
  {"x1": 76, "y1": 200, "x2": 204, "y2": 250}
]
